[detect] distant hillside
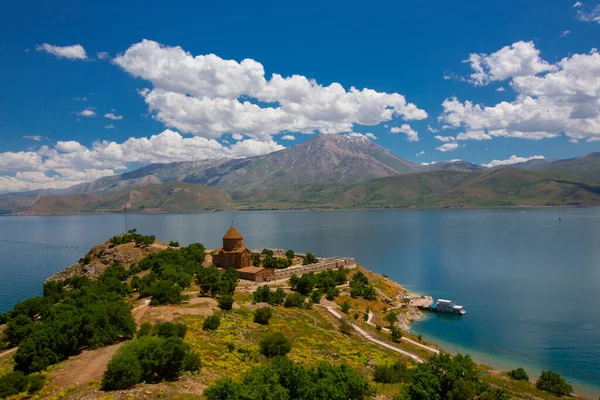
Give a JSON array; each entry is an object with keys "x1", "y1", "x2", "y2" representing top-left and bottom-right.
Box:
[
  {"x1": 233, "y1": 168, "x2": 600, "y2": 209},
  {"x1": 26, "y1": 182, "x2": 231, "y2": 214},
  {"x1": 532, "y1": 152, "x2": 600, "y2": 182}
]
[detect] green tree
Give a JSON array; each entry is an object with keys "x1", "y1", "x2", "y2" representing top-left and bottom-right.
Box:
[
  {"x1": 101, "y1": 347, "x2": 142, "y2": 390},
  {"x1": 340, "y1": 300, "x2": 351, "y2": 314},
  {"x1": 536, "y1": 370, "x2": 572, "y2": 397},
  {"x1": 384, "y1": 311, "x2": 398, "y2": 327},
  {"x1": 285, "y1": 249, "x2": 295, "y2": 260},
  {"x1": 268, "y1": 288, "x2": 286, "y2": 305},
  {"x1": 218, "y1": 294, "x2": 234, "y2": 311},
  {"x1": 197, "y1": 265, "x2": 221, "y2": 297},
  {"x1": 284, "y1": 293, "x2": 305, "y2": 308},
  {"x1": 254, "y1": 307, "x2": 273, "y2": 325},
  {"x1": 508, "y1": 367, "x2": 529, "y2": 381},
  {"x1": 203, "y1": 315, "x2": 221, "y2": 331},
  {"x1": 259, "y1": 332, "x2": 292, "y2": 358},
  {"x1": 0, "y1": 371, "x2": 29, "y2": 398},
  {"x1": 373, "y1": 361, "x2": 412, "y2": 383},
  {"x1": 303, "y1": 253, "x2": 317, "y2": 265},
  {"x1": 390, "y1": 326, "x2": 402, "y2": 343}
]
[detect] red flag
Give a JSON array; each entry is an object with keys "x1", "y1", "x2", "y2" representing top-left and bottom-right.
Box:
[{"x1": 124, "y1": 203, "x2": 127, "y2": 214}]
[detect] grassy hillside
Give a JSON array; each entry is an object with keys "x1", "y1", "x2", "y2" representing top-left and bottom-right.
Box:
[
  {"x1": 81, "y1": 182, "x2": 232, "y2": 213},
  {"x1": 19, "y1": 168, "x2": 600, "y2": 214}
]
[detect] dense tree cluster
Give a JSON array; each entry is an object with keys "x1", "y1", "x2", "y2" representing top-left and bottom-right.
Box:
[
  {"x1": 196, "y1": 266, "x2": 239, "y2": 298},
  {"x1": 110, "y1": 229, "x2": 156, "y2": 246},
  {"x1": 133, "y1": 243, "x2": 206, "y2": 305},
  {"x1": 204, "y1": 357, "x2": 373, "y2": 400},
  {"x1": 252, "y1": 285, "x2": 286, "y2": 305},
  {"x1": 2, "y1": 265, "x2": 136, "y2": 375},
  {"x1": 288, "y1": 268, "x2": 348, "y2": 297},
  {"x1": 349, "y1": 271, "x2": 377, "y2": 300},
  {"x1": 101, "y1": 335, "x2": 201, "y2": 390},
  {"x1": 252, "y1": 248, "x2": 293, "y2": 269},
  {"x1": 535, "y1": 370, "x2": 572, "y2": 397},
  {"x1": 0, "y1": 372, "x2": 45, "y2": 398},
  {"x1": 373, "y1": 361, "x2": 413, "y2": 383},
  {"x1": 402, "y1": 353, "x2": 509, "y2": 400}
]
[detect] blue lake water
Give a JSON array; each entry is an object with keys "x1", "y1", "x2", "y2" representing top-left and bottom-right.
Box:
[{"x1": 1, "y1": 209, "x2": 599, "y2": 396}]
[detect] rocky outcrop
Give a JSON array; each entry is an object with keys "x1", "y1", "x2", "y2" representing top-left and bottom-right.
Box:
[{"x1": 47, "y1": 239, "x2": 166, "y2": 282}]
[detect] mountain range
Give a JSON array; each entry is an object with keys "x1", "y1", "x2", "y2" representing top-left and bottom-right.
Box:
[{"x1": 2, "y1": 135, "x2": 600, "y2": 214}]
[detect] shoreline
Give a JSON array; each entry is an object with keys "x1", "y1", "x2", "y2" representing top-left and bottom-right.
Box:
[{"x1": 5, "y1": 203, "x2": 598, "y2": 217}]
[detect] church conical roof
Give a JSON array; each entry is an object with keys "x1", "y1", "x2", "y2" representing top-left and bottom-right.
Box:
[{"x1": 223, "y1": 224, "x2": 243, "y2": 239}]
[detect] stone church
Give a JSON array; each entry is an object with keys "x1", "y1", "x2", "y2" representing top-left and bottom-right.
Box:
[{"x1": 212, "y1": 224, "x2": 252, "y2": 269}]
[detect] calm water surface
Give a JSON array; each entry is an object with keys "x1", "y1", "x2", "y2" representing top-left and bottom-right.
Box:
[{"x1": 1, "y1": 209, "x2": 599, "y2": 395}]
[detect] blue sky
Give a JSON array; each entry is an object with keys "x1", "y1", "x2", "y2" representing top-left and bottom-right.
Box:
[{"x1": 1, "y1": 0, "x2": 600, "y2": 192}]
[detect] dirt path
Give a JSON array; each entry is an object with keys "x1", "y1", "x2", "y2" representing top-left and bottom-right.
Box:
[
  {"x1": 0, "y1": 347, "x2": 17, "y2": 360},
  {"x1": 51, "y1": 342, "x2": 123, "y2": 388},
  {"x1": 366, "y1": 311, "x2": 439, "y2": 354},
  {"x1": 321, "y1": 306, "x2": 423, "y2": 363}
]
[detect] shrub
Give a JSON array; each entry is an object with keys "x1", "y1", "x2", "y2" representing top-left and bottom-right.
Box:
[
  {"x1": 303, "y1": 252, "x2": 317, "y2": 265},
  {"x1": 156, "y1": 322, "x2": 187, "y2": 338},
  {"x1": 339, "y1": 318, "x2": 353, "y2": 335},
  {"x1": 182, "y1": 351, "x2": 202, "y2": 373},
  {"x1": 536, "y1": 370, "x2": 572, "y2": 397},
  {"x1": 310, "y1": 290, "x2": 322, "y2": 304},
  {"x1": 373, "y1": 361, "x2": 412, "y2": 383},
  {"x1": 390, "y1": 326, "x2": 402, "y2": 343},
  {"x1": 269, "y1": 288, "x2": 286, "y2": 305},
  {"x1": 26, "y1": 373, "x2": 45, "y2": 394},
  {"x1": 326, "y1": 287, "x2": 339, "y2": 300},
  {"x1": 340, "y1": 300, "x2": 350, "y2": 314},
  {"x1": 137, "y1": 322, "x2": 152, "y2": 337},
  {"x1": 102, "y1": 336, "x2": 200, "y2": 390},
  {"x1": 259, "y1": 332, "x2": 292, "y2": 358},
  {"x1": 0, "y1": 371, "x2": 29, "y2": 398},
  {"x1": 218, "y1": 294, "x2": 234, "y2": 311},
  {"x1": 284, "y1": 293, "x2": 305, "y2": 308},
  {"x1": 203, "y1": 315, "x2": 221, "y2": 331},
  {"x1": 363, "y1": 312, "x2": 369, "y2": 321},
  {"x1": 168, "y1": 241, "x2": 180, "y2": 247},
  {"x1": 508, "y1": 367, "x2": 529, "y2": 381},
  {"x1": 253, "y1": 307, "x2": 272, "y2": 325},
  {"x1": 285, "y1": 249, "x2": 295, "y2": 260},
  {"x1": 384, "y1": 311, "x2": 398, "y2": 327},
  {"x1": 252, "y1": 285, "x2": 271, "y2": 303},
  {"x1": 205, "y1": 358, "x2": 372, "y2": 400},
  {"x1": 101, "y1": 347, "x2": 142, "y2": 390},
  {"x1": 353, "y1": 312, "x2": 359, "y2": 320},
  {"x1": 376, "y1": 324, "x2": 382, "y2": 331}
]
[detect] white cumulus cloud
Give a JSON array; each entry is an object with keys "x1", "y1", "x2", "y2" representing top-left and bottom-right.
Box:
[
  {"x1": 104, "y1": 112, "x2": 123, "y2": 120},
  {"x1": 464, "y1": 41, "x2": 555, "y2": 86},
  {"x1": 390, "y1": 124, "x2": 419, "y2": 142},
  {"x1": 113, "y1": 40, "x2": 426, "y2": 142},
  {"x1": 441, "y1": 44, "x2": 600, "y2": 142},
  {"x1": 36, "y1": 43, "x2": 87, "y2": 60},
  {"x1": 482, "y1": 155, "x2": 546, "y2": 168},
  {"x1": 436, "y1": 143, "x2": 459, "y2": 152},
  {"x1": 434, "y1": 135, "x2": 455, "y2": 142},
  {"x1": 281, "y1": 135, "x2": 296, "y2": 140},
  {"x1": 78, "y1": 109, "x2": 96, "y2": 117}
]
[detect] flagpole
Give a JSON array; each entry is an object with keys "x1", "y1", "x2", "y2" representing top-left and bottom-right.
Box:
[{"x1": 124, "y1": 203, "x2": 128, "y2": 233}]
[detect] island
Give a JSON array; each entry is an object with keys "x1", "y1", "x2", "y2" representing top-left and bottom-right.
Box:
[{"x1": 0, "y1": 225, "x2": 579, "y2": 400}]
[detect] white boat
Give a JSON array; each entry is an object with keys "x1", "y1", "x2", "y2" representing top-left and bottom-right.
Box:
[{"x1": 430, "y1": 299, "x2": 466, "y2": 315}]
